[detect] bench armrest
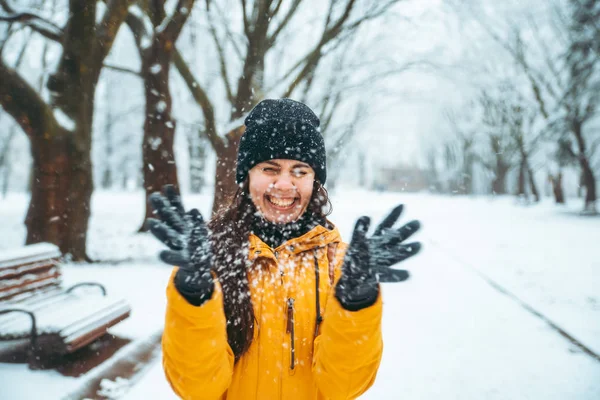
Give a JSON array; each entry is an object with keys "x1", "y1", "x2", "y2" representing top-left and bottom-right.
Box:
[
  {"x1": 65, "y1": 282, "x2": 107, "y2": 296},
  {"x1": 0, "y1": 308, "x2": 38, "y2": 347}
]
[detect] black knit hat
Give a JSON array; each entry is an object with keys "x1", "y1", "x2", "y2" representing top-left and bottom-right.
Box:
[{"x1": 236, "y1": 98, "x2": 327, "y2": 184}]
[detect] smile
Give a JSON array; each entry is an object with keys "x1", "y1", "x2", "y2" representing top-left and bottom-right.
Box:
[{"x1": 265, "y1": 195, "x2": 298, "y2": 210}]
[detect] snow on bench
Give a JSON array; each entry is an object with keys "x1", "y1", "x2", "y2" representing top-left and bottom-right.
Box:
[{"x1": 0, "y1": 243, "x2": 131, "y2": 360}]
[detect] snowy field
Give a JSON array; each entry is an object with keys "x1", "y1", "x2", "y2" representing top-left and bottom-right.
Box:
[{"x1": 1, "y1": 189, "x2": 599, "y2": 399}]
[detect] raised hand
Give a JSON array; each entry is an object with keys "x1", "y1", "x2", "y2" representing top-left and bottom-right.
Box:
[
  {"x1": 369, "y1": 204, "x2": 421, "y2": 282},
  {"x1": 147, "y1": 185, "x2": 195, "y2": 269},
  {"x1": 335, "y1": 205, "x2": 422, "y2": 311},
  {"x1": 147, "y1": 185, "x2": 214, "y2": 305}
]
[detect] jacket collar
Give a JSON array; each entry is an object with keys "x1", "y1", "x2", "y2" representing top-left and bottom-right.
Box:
[{"x1": 248, "y1": 223, "x2": 341, "y2": 262}]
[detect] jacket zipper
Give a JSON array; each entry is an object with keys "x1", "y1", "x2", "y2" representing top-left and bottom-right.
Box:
[{"x1": 286, "y1": 297, "x2": 295, "y2": 370}]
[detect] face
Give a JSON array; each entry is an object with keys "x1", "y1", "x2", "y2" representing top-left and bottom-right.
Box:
[{"x1": 248, "y1": 159, "x2": 315, "y2": 223}]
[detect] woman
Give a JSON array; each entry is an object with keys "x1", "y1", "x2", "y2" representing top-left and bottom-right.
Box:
[{"x1": 148, "y1": 99, "x2": 422, "y2": 400}]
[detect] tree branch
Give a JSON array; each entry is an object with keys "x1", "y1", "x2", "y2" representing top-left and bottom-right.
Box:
[
  {"x1": 161, "y1": 0, "x2": 195, "y2": 42},
  {"x1": 103, "y1": 63, "x2": 141, "y2": 76},
  {"x1": 211, "y1": 1, "x2": 244, "y2": 59},
  {"x1": 0, "y1": 60, "x2": 60, "y2": 139},
  {"x1": 280, "y1": 0, "x2": 366, "y2": 97},
  {"x1": 172, "y1": 48, "x2": 224, "y2": 152},
  {"x1": 206, "y1": 0, "x2": 234, "y2": 104},
  {"x1": 96, "y1": 0, "x2": 137, "y2": 64},
  {"x1": 240, "y1": 0, "x2": 250, "y2": 38},
  {"x1": 269, "y1": 0, "x2": 284, "y2": 18},
  {"x1": 0, "y1": 10, "x2": 63, "y2": 42},
  {"x1": 124, "y1": 7, "x2": 151, "y2": 55},
  {"x1": 267, "y1": 0, "x2": 303, "y2": 46}
]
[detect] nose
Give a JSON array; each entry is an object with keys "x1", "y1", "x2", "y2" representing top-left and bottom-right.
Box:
[{"x1": 273, "y1": 173, "x2": 296, "y2": 192}]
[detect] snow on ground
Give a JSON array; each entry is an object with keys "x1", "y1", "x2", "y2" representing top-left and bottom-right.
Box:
[{"x1": 1, "y1": 189, "x2": 599, "y2": 399}]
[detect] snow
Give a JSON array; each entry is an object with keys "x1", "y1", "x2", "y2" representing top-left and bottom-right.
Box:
[
  {"x1": 53, "y1": 109, "x2": 76, "y2": 131},
  {"x1": 149, "y1": 64, "x2": 162, "y2": 74},
  {"x1": 0, "y1": 190, "x2": 599, "y2": 399},
  {"x1": 127, "y1": 4, "x2": 154, "y2": 50},
  {"x1": 0, "y1": 242, "x2": 60, "y2": 265},
  {"x1": 155, "y1": 101, "x2": 167, "y2": 113}
]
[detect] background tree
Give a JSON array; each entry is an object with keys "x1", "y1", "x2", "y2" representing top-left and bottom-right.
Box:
[
  {"x1": 0, "y1": 0, "x2": 133, "y2": 259},
  {"x1": 171, "y1": 0, "x2": 410, "y2": 213},
  {"x1": 477, "y1": 88, "x2": 517, "y2": 195},
  {"x1": 451, "y1": 0, "x2": 599, "y2": 212}
]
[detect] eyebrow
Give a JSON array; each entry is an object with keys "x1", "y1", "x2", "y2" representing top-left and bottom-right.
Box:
[{"x1": 263, "y1": 161, "x2": 310, "y2": 169}]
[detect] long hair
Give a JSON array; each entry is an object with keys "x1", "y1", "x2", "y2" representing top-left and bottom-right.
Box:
[{"x1": 208, "y1": 179, "x2": 332, "y2": 362}]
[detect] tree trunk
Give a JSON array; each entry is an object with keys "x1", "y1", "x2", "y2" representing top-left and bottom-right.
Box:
[
  {"x1": 212, "y1": 126, "x2": 244, "y2": 214},
  {"x1": 462, "y1": 151, "x2": 474, "y2": 195},
  {"x1": 44, "y1": 1, "x2": 98, "y2": 260},
  {"x1": 25, "y1": 132, "x2": 71, "y2": 251},
  {"x1": 579, "y1": 157, "x2": 597, "y2": 213},
  {"x1": 188, "y1": 128, "x2": 207, "y2": 194},
  {"x1": 572, "y1": 121, "x2": 597, "y2": 213},
  {"x1": 1, "y1": 162, "x2": 9, "y2": 198},
  {"x1": 140, "y1": 44, "x2": 179, "y2": 230},
  {"x1": 492, "y1": 164, "x2": 509, "y2": 195},
  {"x1": 101, "y1": 84, "x2": 114, "y2": 189},
  {"x1": 516, "y1": 155, "x2": 527, "y2": 199},
  {"x1": 549, "y1": 172, "x2": 565, "y2": 204},
  {"x1": 527, "y1": 163, "x2": 540, "y2": 202},
  {"x1": 136, "y1": 0, "x2": 196, "y2": 229}
]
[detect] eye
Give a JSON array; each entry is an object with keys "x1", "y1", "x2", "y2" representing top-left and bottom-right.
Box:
[
  {"x1": 292, "y1": 169, "x2": 308, "y2": 177},
  {"x1": 262, "y1": 167, "x2": 278, "y2": 174}
]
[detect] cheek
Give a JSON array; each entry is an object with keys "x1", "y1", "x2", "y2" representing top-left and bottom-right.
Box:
[
  {"x1": 298, "y1": 181, "x2": 315, "y2": 207},
  {"x1": 248, "y1": 176, "x2": 269, "y2": 205}
]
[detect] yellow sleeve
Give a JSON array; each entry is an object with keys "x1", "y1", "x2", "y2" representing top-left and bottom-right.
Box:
[
  {"x1": 162, "y1": 268, "x2": 234, "y2": 400},
  {"x1": 312, "y1": 291, "x2": 383, "y2": 400}
]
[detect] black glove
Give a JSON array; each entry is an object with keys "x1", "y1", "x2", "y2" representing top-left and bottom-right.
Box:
[
  {"x1": 335, "y1": 204, "x2": 421, "y2": 311},
  {"x1": 147, "y1": 185, "x2": 214, "y2": 306}
]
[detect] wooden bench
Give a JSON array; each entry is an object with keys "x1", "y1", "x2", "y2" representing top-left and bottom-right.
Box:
[{"x1": 0, "y1": 242, "x2": 131, "y2": 368}]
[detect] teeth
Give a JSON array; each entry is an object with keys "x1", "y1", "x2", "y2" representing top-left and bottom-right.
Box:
[{"x1": 269, "y1": 197, "x2": 295, "y2": 207}]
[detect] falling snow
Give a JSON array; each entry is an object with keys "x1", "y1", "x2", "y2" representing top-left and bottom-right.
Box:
[
  {"x1": 156, "y1": 100, "x2": 167, "y2": 113},
  {"x1": 150, "y1": 64, "x2": 162, "y2": 74}
]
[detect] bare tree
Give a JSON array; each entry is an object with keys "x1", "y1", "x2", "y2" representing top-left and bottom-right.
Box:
[
  {"x1": 131, "y1": 0, "x2": 195, "y2": 229},
  {"x1": 477, "y1": 89, "x2": 517, "y2": 195},
  {"x1": 171, "y1": 0, "x2": 408, "y2": 213},
  {"x1": 457, "y1": 0, "x2": 599, "y2": 212},
  {"x1": 442, "y1": 107, "x2": 477, "y2": 195},
  {"x1": 0, "y1": 0, "x2": 134, "y2": 259}
]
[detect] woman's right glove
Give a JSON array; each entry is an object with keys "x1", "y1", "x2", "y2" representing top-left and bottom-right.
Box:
[
  {"x1": 147, "y1": 185, "x2": 214, "y2": 306},
  {"x1": 335, "y1": 204, "x2": 421, "y2": 311}
]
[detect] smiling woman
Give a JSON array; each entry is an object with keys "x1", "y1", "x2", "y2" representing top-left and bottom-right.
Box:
[{"x1": 147, "y1": 98, "x2": 422, "y2": 400}]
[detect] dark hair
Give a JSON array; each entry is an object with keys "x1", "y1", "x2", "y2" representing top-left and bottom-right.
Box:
[{"x1": 208, "y1": 180, "x2": 332, "y2": 362}]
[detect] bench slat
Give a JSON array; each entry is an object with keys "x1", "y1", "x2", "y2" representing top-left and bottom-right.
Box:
[
  {"x1": 0, "y1": 266, "x2": 61, "y2": 301},
  {"x1": 63, "y1": 301, "x2": 131, "y2": 343},
  {"x1": 0, "y1": 295, "x2": 130, "y2": 339},
  {"x1": 0, "y1": 289, "x2": 70, "y2": 328},
  {"x1": 0, "y1": 243, "x2": 61, "y2": 270},
  {"x1": 0, "y1": 259, "x2": 58, "y2": 280}
]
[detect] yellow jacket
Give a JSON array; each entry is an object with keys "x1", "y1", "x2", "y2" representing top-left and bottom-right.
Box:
[{"x1": 162, "y1": 225, "x2": 383, "y2": 400}]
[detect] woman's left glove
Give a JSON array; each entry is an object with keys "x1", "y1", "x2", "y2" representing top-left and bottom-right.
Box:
[
  {"x1": 147, "y1": 185, "x2": 214, "y2": 306},
  {"x1": 335, "y1": 205, "x2": 421, "y2": 311}
]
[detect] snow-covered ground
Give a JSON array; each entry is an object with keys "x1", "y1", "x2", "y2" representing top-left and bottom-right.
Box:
[{"x1": 1, "y1": 189, "x2": 599, "y2": 399}]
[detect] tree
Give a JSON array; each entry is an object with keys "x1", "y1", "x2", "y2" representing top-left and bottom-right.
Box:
[
  {"x1": 477, "y1": 88, "x2": 517, "y2": 195},
  {"x1": 443, "y1": 107, "x2": 477, "y2": 195},
  {"x1": 130, "y1": 0, "x2": 196, "y2": 229},
  {"x1": 172, "y1": 0, "x2": 407, "y2": 213},
  {"x1": 455, "y1": 0, "x2": 599, "y2": 212},
  {"x1": 0, "y1": 0, "x2": 133, "y2": 259}
]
